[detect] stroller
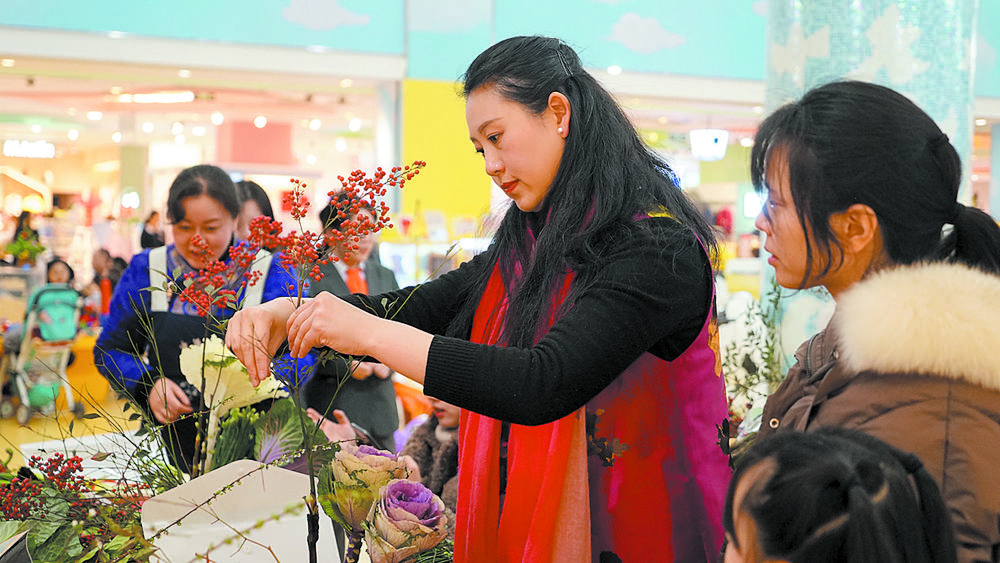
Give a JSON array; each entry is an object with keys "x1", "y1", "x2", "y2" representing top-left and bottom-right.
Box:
[{"x1": 0, "y1": 284, "x2": 85, "y2": 424}]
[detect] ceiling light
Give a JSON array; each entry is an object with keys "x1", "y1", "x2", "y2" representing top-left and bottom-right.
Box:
[
  {"x1": 339, "y1": 78, "x2": 353, "y2": 89},
  {"x1": 178, "y1": 69, "x2": 191, "y2": 78},
  {"x1": 306, "y1": 154, "x2": 317, "y2": 165},
  {"x1": 87, "y1": 111, "x2": 103, "y2": 121},
  {"x1": 254, "y1": 116, "x2": 267, "y2": 128},
  {"x1": 31, "y1": 125, "x2": 41, "y2": 134},
  {"x1": 110, "y1": 86, "x2": 123, "y2": 95},
  {"x1": 107, "y1": 31, "x2": 128, "y2": 39},
  {"x1": 607, "y1": 65, "x2": 622, "y2": 75},
  {"x1": 309, "y1": 119, "x2": 321, "y2": 131},
  {"x1": 975, "y1": 118, "x2": 987, "y2": 127},
  {"x1": 112, "y1": 132, "x2": 122, "y2": 143},
  {"x1": 306, "y1": 45, "x2": 327, "y2": 53},
  {"x1": 118, "y1": 94, "x2": 134, "y2": 103},
  {"x1": 142, "y1": 122, "x2": 154, "y2": 133},
  {"x1": 740, "y1": 137, "x2": 754, "y2": 148},
  {"x1": 68, "y1": 129, "x2": 79, "y2": 140},
  {"x1": 348, "y1": 118, "x2": 361, "y2": 132},
  {"x1": 211, "y1": 112, "x2": 224, "y2": 125},
  {"x1": 752, "y1": 106, "x2": 764, "y2": 114},
  {"x1": 192, "y1": 126, "x2": 207, "y2": 137},
  {"x1": 175, "y1": 135, "x2": 186, "y2": 144},
  {"x1": 1, "y1": 59, "x2": 13, "y2": 67},
  {"x1": 335, "y1": 138, "x2": 347, "y2": 152}
]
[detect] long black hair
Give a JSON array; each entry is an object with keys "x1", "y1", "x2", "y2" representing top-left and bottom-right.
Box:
[
  {"x1": 447, "y1": 35, "x2": 716, "y2": 346},
  {"x1": 725, "y1": 428, "x2": 957, "y2": 563},
  {"x1": 752, "y1": 80, "x2": 1000, "y2": 288}
]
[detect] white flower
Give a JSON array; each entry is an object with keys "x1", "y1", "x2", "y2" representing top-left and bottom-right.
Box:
[{"x1": 180, "y1": 335, "x2": 287, "y2": 418}]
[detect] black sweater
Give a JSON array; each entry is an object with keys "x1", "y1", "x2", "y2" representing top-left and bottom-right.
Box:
[{"x1": 351, "y1": 217, "x2": 712, "y2": 426}]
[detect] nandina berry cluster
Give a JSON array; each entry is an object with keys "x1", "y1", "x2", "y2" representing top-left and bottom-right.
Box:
[
  {"x1": 322, "y1": 161, "x2": 426, "y2": 264},
  {"x1": 176, "y1": 235, "x2": 240, "y2": 316},
  {"x1": 0, "y1": 453, "x2": 144, "y2": 550},
  {"x1": 175, "y1": 160, "x2": 425, "y2": 313}
]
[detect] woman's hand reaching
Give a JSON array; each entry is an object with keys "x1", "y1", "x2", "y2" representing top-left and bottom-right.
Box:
[
  {"x1": 225, "y1": 297, "x2": 298, "y2": 386},
  {"x1": 229, "y1": 291, "x2": 432, "y2": 387},
  {"x1": 286, "y1": 292, "x2": 382, "y2": 359}
]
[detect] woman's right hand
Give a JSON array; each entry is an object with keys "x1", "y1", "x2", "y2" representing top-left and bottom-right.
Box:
[
  {"x1": 148, "y1": 377, "x2": 193, "y2": 424},
  {"x1": 225, "y1": 297, "x2": 300, "y2": 386}
]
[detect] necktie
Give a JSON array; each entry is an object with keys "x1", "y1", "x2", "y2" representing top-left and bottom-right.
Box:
[{"x1": 346, "y1": 267, "x2": 368, "y2": 295}]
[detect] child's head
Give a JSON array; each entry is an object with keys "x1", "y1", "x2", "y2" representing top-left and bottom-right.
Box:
[
  {"x1": 427, "y1": 396, "x2": 460, "y2": 429},
  {"x1": 724, "y1": 428, "x2": 956, "y2": 563},
  {"x1": 46, "y1": 258, "x2": 74, "y2": 284},
  {"x1": 752, "y1": 80, "x2": 1000, "y2": 291}
]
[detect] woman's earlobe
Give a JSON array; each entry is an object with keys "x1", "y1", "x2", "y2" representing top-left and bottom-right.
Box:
[{"x1": 548, "y1": 92, "x2": 571, "y2": 137}]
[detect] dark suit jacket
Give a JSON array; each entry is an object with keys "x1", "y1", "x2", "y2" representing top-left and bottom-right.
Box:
[{"x1": 303, "y1": 256, "x2": 400, "y2": 448}]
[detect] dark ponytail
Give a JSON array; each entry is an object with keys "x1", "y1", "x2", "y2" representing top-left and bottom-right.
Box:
[{"x1": 937, "y1": 203, "x2": 1000, "y2": 274}]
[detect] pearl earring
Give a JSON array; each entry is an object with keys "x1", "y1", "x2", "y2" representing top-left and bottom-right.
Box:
[{"x1": 557, "y1": 127, "x2": 564, "y2": 134}]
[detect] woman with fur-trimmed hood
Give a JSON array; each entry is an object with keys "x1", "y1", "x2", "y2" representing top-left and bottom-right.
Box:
[{"x1": 749, "y1": 81, "x2": 1000, "y2": 563}]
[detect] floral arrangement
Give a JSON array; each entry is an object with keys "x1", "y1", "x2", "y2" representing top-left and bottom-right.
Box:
[
  {"x1": 5, "y1": 231, "x2": 45, "y2": 265},
  {"x1": 717, "y1": 280, "x2": 786, "y2": 466},
  {"x1": 0, "y1": 451, "x2": 153, "y2": 562},
  {"x1": 318, "y1": 441, "x2": 450, "y2": 563},
  {"x1": 1, "y1": 162, "x2": 447, "y2": 562}
]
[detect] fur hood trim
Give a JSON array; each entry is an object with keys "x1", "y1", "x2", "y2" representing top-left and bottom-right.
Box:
[{"x1": 834, "y1": 262, "x2": 1000, "y2": 391}]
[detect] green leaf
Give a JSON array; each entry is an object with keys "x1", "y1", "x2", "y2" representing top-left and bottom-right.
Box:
[
  {"x1": 31, "y1": 522, "x2": 82, "y2": 561},
  {"x1": 0, "y1": 520, "x2": 29, "y2": 544},
  {"x1": 253, "y1": 399, "x2": 304, "y2": 463}
]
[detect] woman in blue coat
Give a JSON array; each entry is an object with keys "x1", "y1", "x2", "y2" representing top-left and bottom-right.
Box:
[{"x1": 95, "y1": 164, "x2": 311, "y2": 472}]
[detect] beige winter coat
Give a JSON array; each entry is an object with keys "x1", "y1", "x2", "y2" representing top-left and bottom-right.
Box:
[{"x1": 759, "y1": 262, "x2": 1000, "y2": 563}]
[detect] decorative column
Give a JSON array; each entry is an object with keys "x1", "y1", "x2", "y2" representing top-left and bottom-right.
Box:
[
  {"x1": 760, "y1": 0, "x2": 980, "y2": 369},
  {"x1": 991, "y1": 124, "x2": 1000, "y2": 219},
  {"x1": 766, "y1": 0, "x2": 979, "y2": 198}
]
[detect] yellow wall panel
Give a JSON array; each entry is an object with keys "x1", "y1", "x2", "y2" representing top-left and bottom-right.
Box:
[{"x1": 397, "y1": 79, "x2": 490, "y2": 240}]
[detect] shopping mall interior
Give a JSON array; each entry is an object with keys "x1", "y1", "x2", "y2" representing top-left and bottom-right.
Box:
[{"x1": 0, "y1": 0, "x2": 998, "y2": 489}]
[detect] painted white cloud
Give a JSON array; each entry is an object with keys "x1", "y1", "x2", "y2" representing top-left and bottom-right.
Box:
[
  {"x1": 770, "y1": 22, "x2": 830, "y2": 89},
  {"x1": 752, "y1": 1, "x2": 767, "y2": 17},
  {"x1": 409, "y1": 0, "x2": 488, "y2": 33},
  {"x1": 853, "y1": 5, "x2": 929, "y2": 84},
  {"x1": 282, "y1": 0, "x2": 370, "y2": 31},
  {"x1": 606, "y1": 12, "x2": 685, "y2": 54}
]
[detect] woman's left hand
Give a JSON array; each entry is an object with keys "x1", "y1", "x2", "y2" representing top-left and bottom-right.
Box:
[{"x1": 286, "y1": 292, "x2": 381, "y2": 359}]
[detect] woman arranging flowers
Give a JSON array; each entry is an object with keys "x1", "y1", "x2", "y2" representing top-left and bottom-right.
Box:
[
  {"x1": 227, "y1": 35, "x2": 730, "y2": 562},
  {"x1": 751, "y1": 80, "x2": 1000, "y2": 563},
  {"x1": 94, "y1": 164, "x2": 312, "y2": 474}
]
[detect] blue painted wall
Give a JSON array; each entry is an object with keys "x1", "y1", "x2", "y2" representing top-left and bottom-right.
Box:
[{"x1": 1, "y1": 0, "x2": 997, "y2": 96}]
